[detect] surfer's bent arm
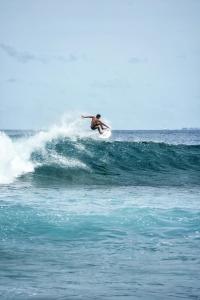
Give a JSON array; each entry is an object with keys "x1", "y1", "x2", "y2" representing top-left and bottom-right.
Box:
[{"x1": 100, "y1": 121, "x2": 109, "y2": 129}]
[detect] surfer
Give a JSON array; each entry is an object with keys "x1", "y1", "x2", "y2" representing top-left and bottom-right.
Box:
[{"x1": 81, "y1": 114, "x2": 109, "y2": 134}]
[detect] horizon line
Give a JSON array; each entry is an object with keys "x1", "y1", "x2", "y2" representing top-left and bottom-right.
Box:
[{"x1": 1, "y1": 128, "x2": 200, "y2": 131}]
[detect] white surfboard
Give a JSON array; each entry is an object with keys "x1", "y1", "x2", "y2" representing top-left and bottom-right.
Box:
[{"x1": 99, "y1": 129, "x2": 112, "y2": 139}]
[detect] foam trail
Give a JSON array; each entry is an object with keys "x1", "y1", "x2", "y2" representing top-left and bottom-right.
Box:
[{"x1": 0, "y1": 115, "x2": 93, "y2": 184}]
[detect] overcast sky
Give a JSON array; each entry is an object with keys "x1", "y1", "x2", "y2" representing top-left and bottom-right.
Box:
[{"x1": 0, "y1": 0, "x2": 200, "y2": 129}]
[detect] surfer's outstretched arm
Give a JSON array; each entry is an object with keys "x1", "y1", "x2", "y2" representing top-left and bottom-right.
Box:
[{"x1": 81, "y1": 115, "x2": 94, "y2": 119}]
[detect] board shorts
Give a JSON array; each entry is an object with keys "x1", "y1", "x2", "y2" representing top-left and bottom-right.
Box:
[{"x1": 91, "y1": 126, "x2": 98, "y2": 130}]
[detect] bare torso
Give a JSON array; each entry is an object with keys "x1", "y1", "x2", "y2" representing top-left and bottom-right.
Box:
[{"x1": 91, "y1": 117, "x2": 101, "y2": 128}]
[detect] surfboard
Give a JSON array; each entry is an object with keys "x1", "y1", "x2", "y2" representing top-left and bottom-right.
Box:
[{"x1": 99, "y1": 129, "x2": 112, "y2": 139}]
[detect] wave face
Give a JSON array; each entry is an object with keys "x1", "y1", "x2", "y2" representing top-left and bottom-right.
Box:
[
  {"x1": 1, "y1": 127, "x2": 200, "y2": 186},
  {"x1": 30, "y1": 139, "x2": 200, "y2": 186}
]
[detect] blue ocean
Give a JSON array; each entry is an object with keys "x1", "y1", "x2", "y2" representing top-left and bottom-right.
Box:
[{"x1": 0, "y1": 122, "x2": 200, "y2": 299}]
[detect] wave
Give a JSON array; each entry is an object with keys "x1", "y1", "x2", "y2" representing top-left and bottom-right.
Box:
[
  {"x1": 0, "y1": 117, "x2": 93, "y2": 184},
  {"x1": 30, "y1": 139, "x2": 200, "y2": 186},
  {"x1": 0, "y1": 120, "x2": 200, "y2": 186}
]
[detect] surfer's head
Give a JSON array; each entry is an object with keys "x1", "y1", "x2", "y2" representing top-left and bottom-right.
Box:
[{"x1": 96, "y1": 114, "x2": 101, "y2": 119}]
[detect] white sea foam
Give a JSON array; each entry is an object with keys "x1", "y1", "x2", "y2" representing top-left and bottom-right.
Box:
[
  {"x1": 47, "y1": 152, "x2": 89, "y2": 170},
  {"x1": 0, "y1": 132, "x2": 34, "y2": 184}
]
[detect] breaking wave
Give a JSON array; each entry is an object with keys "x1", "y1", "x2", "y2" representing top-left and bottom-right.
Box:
[{"x1": 0, "y1": 119, "x2": 199, "y2": 186}]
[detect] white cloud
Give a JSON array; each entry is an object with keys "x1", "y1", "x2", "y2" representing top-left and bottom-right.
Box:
[{"x1": 0, "y1": 43, "x2": 78, "y2": 64}]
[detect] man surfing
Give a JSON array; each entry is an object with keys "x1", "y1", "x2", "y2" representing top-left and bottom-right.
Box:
[{"x1": 81, "y1": 114, "x2": 109, "y2": 134}]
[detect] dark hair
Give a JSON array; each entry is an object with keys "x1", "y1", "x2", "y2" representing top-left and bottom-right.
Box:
[{"x1": 96, "y1": 114, "x2": 101, "y2": 119}]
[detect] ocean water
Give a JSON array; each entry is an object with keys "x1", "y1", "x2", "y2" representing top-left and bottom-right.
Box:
[{"x1": 0, "y1": 122, "x2": 200, "y2": 299}]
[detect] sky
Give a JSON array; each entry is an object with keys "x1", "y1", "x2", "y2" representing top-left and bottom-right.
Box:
[{"x1": 0, "y1": 0, "x2": 200, "y2": 130}]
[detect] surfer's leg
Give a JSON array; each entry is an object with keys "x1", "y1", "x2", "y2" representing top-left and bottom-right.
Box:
[
  {"x1": 97, "y1": 126, "x2": 103, "y2": 134},
  {"x1": 91, "y1": 125, "x2": 103, "y2": 134}
]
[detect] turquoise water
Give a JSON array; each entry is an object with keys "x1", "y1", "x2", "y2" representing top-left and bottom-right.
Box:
[{"x1": 0, "y1": 129, "x2": 200, "y2": 299}]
